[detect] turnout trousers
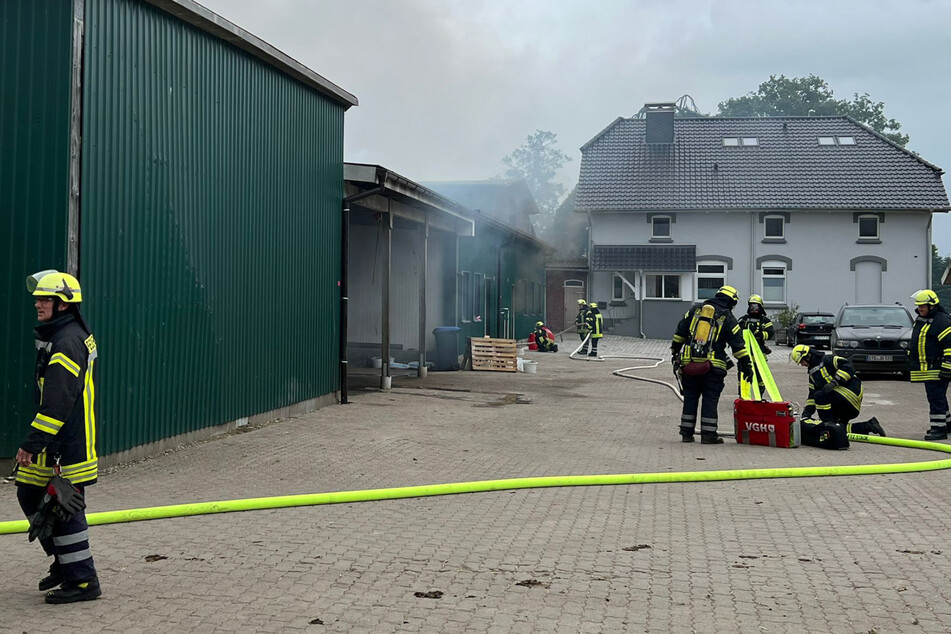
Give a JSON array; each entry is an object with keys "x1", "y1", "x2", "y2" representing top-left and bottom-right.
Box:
[
  {"x1": 679, "y1": 370, "x2": 726, "y2": 437},
  {"x1": 18, "y1": 484, "x2": 97, "y2": 583},
  {"x1": 924, "y1": 379, "x2": 951, "y2": 434}
]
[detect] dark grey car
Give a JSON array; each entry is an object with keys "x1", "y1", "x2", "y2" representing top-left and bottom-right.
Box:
[
  {"x1": 786, "y1": 312, "x2": 835, "y2": 348},
  {"x1": 831, "y1": 304, "x2": 913, "y2": 375}
]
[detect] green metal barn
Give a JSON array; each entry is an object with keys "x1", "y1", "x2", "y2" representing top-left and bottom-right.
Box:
[{"x1": 0, "y1": 0, "x2": 357, "y2": 460}]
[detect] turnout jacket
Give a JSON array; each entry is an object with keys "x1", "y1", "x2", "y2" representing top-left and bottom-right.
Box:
[
  {"x1": 17, "y1": 312, "x2": 99, "y2": 487},
  {"x1": 907, "y1": 304, "x2": 951, "y2": 382},
  {"x1": 585, "y1": 308, "x2": 603, "y2": 339},
  {"x1": 671, "y1": 296, "x2": 749, "y2": 371},
  {"x1": 575, "y1": 307, "x2": 589, "y2": 334},
  {"x1": 533, "y1": 325, "x2": 555, "y2": 350},
  {"x1": 737, "y1": 311, "x2": 774, "y2": 352},
  {"x1": 802, "y1": 352, "x2": 862, "y2": 418}
]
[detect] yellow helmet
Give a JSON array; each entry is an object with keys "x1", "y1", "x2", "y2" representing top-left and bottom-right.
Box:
[
  {"x1": 912, "y1": 289, "x2": 939, "y2": 306},
  {"x1": 26, "y1": 270, "x2": 83, "y2": 303},
  {"x1": 748, "y1": 294, "x2": 763, "y2": 305},
  {"x1": 535, "y1": 321, "x2": 544, "y2": 327},
  {"x1": 588, "y1": 301, "x2": 598, "y2": 308},
  {"x1": 791, "y1": 344, "x2": 812, "y2": 364},
  {"x1": 577, "y1": 298, "x2": 588, "y2": 306}
]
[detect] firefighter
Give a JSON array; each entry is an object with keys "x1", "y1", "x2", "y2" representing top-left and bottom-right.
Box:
[
  {"x1": 791, "y1": 344, "x2": 886, "y2": 448},
  {"x1": 907, "y1": 289, "x2": 951, "y2": 440},
  {"x1": 533, "y1": 321, "x2": 558, "y2": 352},
  {"x1": 575, "y1": 298, "x2": 590, "y2": 354},
  {"x1": 15, "y1": 270, "x2": 102, "y2": 603},
  {"x1": 670, "y1": 285, "x2": 752, "y2": 443},
  {"x1": 738, "y1": 294, "x2": 774, "y2": 355},
  {"x1": 585, "y1": 301, "x2": 603, "y2": 358}
]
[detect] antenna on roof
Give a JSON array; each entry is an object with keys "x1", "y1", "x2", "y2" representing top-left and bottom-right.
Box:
[{"x1": 633, "y1": 94, "x2": 704, "y2": 119}]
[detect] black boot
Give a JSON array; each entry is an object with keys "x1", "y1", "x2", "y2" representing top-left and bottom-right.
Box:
[
  {"x1": 865, "y1": 417, "x2": 886, "y2": 437},
  {"x1": 681, "y1": 433, "x2": 695, "y2": 443},
  {"x1": 925, "y1": 426, "x2": 949, "y2": 441},
  {"x1": 701, "y1": 433, "x2": 724, "y2": 445},
  {"x1": 38, "y1": 561, "x2": 63, "y2": 591},
  {"x1": 45, "y1": 577, "x2": 101, "y2": 604}
]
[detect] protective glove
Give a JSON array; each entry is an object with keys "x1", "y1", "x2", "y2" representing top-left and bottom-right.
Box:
[
  {"x1": 940, "y1": 367, "x2": 951, "y2": 381},
  {"x1": 670, "y1": 349, "x2": 681, "y2": 370},
  {"x1": 819, "y1": 380, "x2": 837, "y2": 394},
  {"x1": 48, "y1": 475, "x2": 86, "y2": 517},
  {"x1": 28, "y1": 495, "x2": 56, "y2": 543},
  {"x1": 737, "y1": 357, "x2": 753, "y2": 381}
]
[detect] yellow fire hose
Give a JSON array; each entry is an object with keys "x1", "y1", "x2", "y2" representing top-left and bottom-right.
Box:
[{"x1": 0, "y1": 435, "x2": 948, "y2": 536}]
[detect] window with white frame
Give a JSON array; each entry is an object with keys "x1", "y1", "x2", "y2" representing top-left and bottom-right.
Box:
[
  {"x1": 763, "y1": 215, "x2": 785, "y2": 239},
  {"x1": 761, "y1": 265, "x2": 786, "y2": 303},
  {"x1": 612, "y1": 274, "x2": 626, "y2": 301},
  {"x1": 696, "y1": 263, "x2": 726, "y2": 300},
  {"x1": 651, "y1": 216, "x2": 671, "y2": 238},
  {"x1": 858, "y1": 215, "x2": 879, "y2": 239},
  {"x1": 646, "y1": 274, "x2": 680, "y2": 299}
]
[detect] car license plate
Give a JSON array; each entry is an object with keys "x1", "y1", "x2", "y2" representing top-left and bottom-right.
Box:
[
  {"x1": 868, "y1": 355, "x2": 892, "y2": 362},
  {"x1": 814, "y1": 336, "x2": 830, "y2": 340}
]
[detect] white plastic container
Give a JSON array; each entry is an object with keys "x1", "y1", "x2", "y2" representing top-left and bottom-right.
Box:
[
  {"x1": 523, "y1": 360, "x2": 538, "y2": 374},
  {"x1": 371, "y1": 357, "x2": 382, "y2": 368}
]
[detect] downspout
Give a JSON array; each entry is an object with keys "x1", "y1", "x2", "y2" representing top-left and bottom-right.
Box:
[
  {"x1": 637, "y1": 270, "x2": 646, "y2": 338},
  {"x1": 749, "y1": 211, "x2": 755, "y2": 298},
  {"x1": 340, "y1": 169, "x2": 387, "y2": 404},
  {"x1": 927, "y1": 214, "x2": 933, "y2": 289}
]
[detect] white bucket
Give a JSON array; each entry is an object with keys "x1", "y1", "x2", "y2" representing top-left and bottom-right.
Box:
[
  {"x1": 523, "y1": 360, "x2": 538, "y2": 374},
  {"x1": 371, "y1": 357, "x2": 382, "y2": 368}
]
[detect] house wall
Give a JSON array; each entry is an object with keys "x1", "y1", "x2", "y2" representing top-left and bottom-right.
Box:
[{"x1": 590, "y1": 210, "x2": 931, "y2": 330}]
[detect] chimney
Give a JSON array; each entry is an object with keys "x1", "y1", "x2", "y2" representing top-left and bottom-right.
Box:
[{"x1": 644, "y1": 102, "x2": 675, "y2": 144}]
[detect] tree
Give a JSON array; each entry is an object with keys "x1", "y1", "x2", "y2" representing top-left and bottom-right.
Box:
[
  {"x1": 501, "y1": 130, "x2": 572, "y2": 235},
  {"x1": 546, "y1": 187, "x2": 587, "y2": 256},
  {"x1": 717, "y1": 75, "x2": 909, "y2": 146}
]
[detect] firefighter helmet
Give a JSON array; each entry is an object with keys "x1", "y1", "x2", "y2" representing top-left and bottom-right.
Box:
[
  {"x1": 912, "y1": 289, "x2": 940, "y2": 306},
  {"x1": 536, "y1": 321, "x2": 544, "y2": 327},
  {"x1": 589, "y1": 301, "x2": 598, "y2": 308},
  {"x1": 791, "y1": 344, "x2": 812, "y2": 365},
  {"x1": 748, "y1": 294, "x2": 763, "y2": 305},
  {"x1": 578, "y1": 298, "x2": 588, "y2": 306},
  {"x1": 716, "y1": 285, "x2": 739, "y2": 307},
  {"x1": 26, "y1": 270, "x2": 83, "y2": 303}
]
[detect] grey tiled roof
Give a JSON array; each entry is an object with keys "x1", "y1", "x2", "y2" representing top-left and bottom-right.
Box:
[
  {"x1": 545, "y1": 256, "x2": 588, "y2": 269},
  {"x1": 591, "y1": 245, "x2": 696, "y2": 271},
  {"x1": 576, "y1": 116, "x2": 950, "y2": 211}
]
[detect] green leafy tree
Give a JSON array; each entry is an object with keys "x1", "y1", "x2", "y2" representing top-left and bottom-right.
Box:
[
  {"x1": 501, "y1": 130, "x2": 572, "y2": 235},
  {"x1": 931, "y1": 244, "x2": 951, "y2": 305},
  {"x1": 718, "y1": 75, "x2": 909, "y2": 146}
]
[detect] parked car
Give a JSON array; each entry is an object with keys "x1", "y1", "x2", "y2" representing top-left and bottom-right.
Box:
[
  {"x1": 831, "y1": 303, "x2": 914, "y2": 375},
  {"x1": 785, "y1": 312, "x2": 836, "y2": 348}
]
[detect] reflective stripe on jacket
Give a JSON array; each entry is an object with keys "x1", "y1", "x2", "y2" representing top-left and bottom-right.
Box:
[{"x1": 908, "y1": 306, "x2": 951, "y2": 382}]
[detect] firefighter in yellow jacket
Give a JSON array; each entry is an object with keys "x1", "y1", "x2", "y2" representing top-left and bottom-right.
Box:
[
  {"x1": 574, "y1": 299, "x2": 590, "y2": 354},
  {"x1": 585, "y1": 301, "x2": 603, "y2": 358},
  {"x1": 907, "y1": 289, "x2": 951, "y2": 440},
  {"x1": 670, "y1": 286, "x2": 752, "y2": 443},
  {"x1": 15, "y1": 270, "x2": 101, "y2": 603}
]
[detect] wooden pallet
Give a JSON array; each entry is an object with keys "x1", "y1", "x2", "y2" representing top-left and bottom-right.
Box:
[{"x1": 470, "y1": 337, "x2": 518, "y2": 372}]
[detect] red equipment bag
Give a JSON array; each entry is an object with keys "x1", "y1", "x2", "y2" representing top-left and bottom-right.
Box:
[
  {"x1": 733, "y1": 399, "x2": 800, "y2": 448},
  {"x1": 527, "y1": 333, "x2": 538, "y2": 351}
]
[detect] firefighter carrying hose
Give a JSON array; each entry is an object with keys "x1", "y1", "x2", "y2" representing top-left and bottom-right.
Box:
[
  {"x1": 574, "y1": 298, "x2": 590, "y2": 354},
  {"x1": 585, "y1": 301, "x2": 603, "y2": 358},
  {"x1": 791, "y1": 344, "x2": 885, "y2": 449},
  {"x1": 738, "y1": 294, "x2": 774, "y2": 355},
  {"x1": 532, "y1": 321, "x2": 559, "y2": 352},
  {"x1": 670, "y1": 285, "x2": 752, "y2": 444},
  {"x1": 908, "y1": 289, "x2": 951, "y2": 440}
]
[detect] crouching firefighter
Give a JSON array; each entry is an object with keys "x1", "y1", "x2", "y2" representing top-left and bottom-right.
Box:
[
  {"x1": 791, "y1": 344, "x2": 886, "y2": 449},
  {"x1": 15, "y1": 270, "x2": 102, "y2": 604},
  {"x1": 533, "y1": 321, "x2": 558, "y2": 352},
  {"x1": 671, "y1": 285, "x2": 752, "y2": 444},
  {"x1": 575, "y1": 299, "x2": 590, "y2": 354},
  {"x1": 908, "y1": 289, "x2": 951, "y2": 440}
]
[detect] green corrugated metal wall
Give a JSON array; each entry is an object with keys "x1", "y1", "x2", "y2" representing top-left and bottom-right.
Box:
[
  {"x1": 80, "y1": 0, "x2": 344, "y2": 454},
  {"x1": 0, "y1": 0, "x2": 74, "y2": 455}
]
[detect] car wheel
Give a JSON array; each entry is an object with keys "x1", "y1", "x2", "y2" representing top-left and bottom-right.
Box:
[{"x1": 792, "y1": 333, "x2": 798, "y2": 347}]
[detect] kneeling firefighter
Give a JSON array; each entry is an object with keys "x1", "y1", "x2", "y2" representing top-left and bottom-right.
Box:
[
  {"x1": 670, "y1": 285, "x2": 752, "y2": 444},
  {"x1": 533, "y1": 321, "x2": 558, "y2": 352},
  {"x1": 575, "y1": 299, "x2": 590, "y2": 354},
  {"x1": 791, "y1": 344, "x2": 886, "y2": 449}
]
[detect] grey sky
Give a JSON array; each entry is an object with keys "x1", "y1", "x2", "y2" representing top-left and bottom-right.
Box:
[{"x1": 199, "y1": 0, "x2": 951, "y2": 254}]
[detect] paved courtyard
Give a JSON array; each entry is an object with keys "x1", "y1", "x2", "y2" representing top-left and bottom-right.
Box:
[{"x1": 1, "y1": 336, "x2": 950, "y2": 633}]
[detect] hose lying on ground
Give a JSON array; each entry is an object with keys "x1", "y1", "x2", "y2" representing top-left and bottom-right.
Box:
[{"x1": 0, "y1": 435, "x2": 947, "y2": 535}]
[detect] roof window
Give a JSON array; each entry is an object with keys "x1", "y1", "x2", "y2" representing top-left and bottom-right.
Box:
[
  {"x1": 818, "y1": 136, "x2": 856, "y2": 146},
  {"x1": 722, "y1": 137, "x2": 758, "y2": 147}
]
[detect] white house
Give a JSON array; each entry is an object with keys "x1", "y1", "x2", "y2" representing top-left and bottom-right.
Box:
[{"x1": 575, "y1": 103, "x2": 951, "y2": 338}]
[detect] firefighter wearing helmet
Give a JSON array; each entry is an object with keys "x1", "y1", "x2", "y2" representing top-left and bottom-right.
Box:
[
  {"x1": 584, "y1": 301, "x2": 603, "y2": 358},
  {"x1": 532, "y1": 320, "x2": 558, "y2": 353},
  {"x1": 15, "y1": 270, "x2": 101, "y2": 603},
  {"x1": 670, "y1": 285, "x2": 751, "y2": 443},
  {"x1": 791, "y1": 344, "x2": 885, "y2": 449},
  {"x1": 908, "y1": 289, "x2": 951, "y2": 440},
  {"x1": 737, "y1": 294, "x2": 775, "y2": 355},
  {"x1": 574, "y1": 299, "x2": 591, "y2": 354}
]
